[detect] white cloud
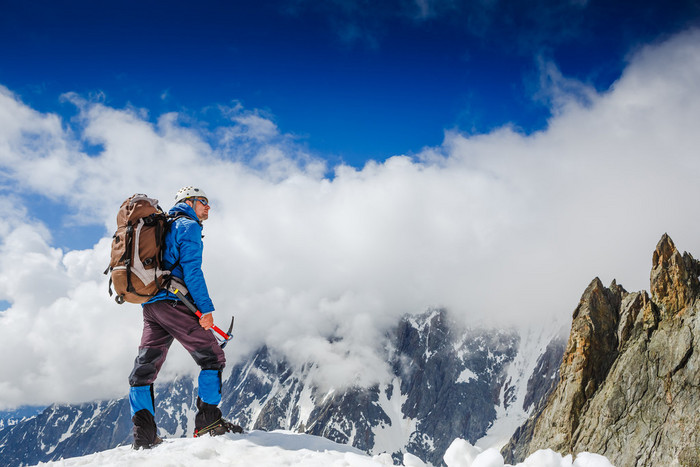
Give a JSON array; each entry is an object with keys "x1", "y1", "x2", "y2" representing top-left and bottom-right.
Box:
[{"x1": 2, "y1": 29, "x2": 700, "y2": 408}]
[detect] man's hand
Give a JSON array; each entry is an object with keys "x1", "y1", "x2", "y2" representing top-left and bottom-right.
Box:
[{"x1": 199, "y1": 313, "x2": 214, "y2": 330}]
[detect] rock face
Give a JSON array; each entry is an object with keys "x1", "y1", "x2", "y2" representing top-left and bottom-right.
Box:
[{"x1": 504, "y1": 234, "x2": 700, "y2": 467}]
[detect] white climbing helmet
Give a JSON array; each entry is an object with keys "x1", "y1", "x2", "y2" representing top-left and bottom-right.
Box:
[{"x1": 174, "y1": 186, "x2": 208, "y2": 204}]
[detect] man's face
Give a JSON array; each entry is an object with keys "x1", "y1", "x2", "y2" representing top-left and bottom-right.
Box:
[{"x1": 190, "y1": 197, "x2": 210, "y2": 221}]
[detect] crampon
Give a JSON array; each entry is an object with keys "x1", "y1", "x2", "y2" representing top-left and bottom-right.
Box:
[{"x1": 193, "y1": 418, "x2": 244, "y2": 437}]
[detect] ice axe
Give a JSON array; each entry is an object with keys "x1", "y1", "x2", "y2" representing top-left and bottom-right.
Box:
[{"x1": 172, "y1": 287, "x2": 234, "y2": 348}]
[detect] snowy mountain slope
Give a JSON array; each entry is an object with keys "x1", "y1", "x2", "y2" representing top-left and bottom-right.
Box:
[
  {"x1": 217, "y1": 309, "x2": 535, "y2": 464},
  {"x1": 0, "y1": 406, "x2": 45, "y2": 430},
  {"x1": 0, "y1": 398, "x2": 132, "y2": 466},
  {"x1": 32, "y1": 430, "x2": 615, "y2": 467},
  {"x1": 475, "y1": 326, "x2": 566, "y2": 451},
  {"x1": 35, "y1": 430, "x2": 403, "y2": 467},
  {"x1": 0, "y1": 379, "x2": 198, "y2": 466},
  {"x1": 2, "y1": 309, "x2": 565, "y2": 467}
]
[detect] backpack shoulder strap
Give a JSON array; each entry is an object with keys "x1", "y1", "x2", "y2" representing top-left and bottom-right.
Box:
[{"x1": 170, "y1": 211, "x2": 202, "y2": 227}]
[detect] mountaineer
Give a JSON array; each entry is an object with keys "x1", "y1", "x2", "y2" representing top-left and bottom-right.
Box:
[{"x1": 128, "y1": 186, "x2": 242, "y2": 449}]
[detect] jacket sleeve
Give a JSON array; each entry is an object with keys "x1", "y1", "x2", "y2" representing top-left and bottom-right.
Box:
[{"x1": 177, "y1": 219, "x2": 215, "y2": 314}]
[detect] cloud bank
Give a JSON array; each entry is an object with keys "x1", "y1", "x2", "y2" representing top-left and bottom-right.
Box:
[{"x1": 2, "y1": 29, "x2": 700, "y2": 408}]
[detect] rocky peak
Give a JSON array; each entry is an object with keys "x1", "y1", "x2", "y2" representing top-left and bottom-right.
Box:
[
  {"x1": 504, "y1": 234, "x2": 700, "y2": 466},
  {"x1": 568, "y1": 277, "x2": 623, "y2": 397},
  {"x1": 511, "y1": 277, "x2": 624, "y2": 457},
  {"x1": 650, "y1": 233, "x2": 700, "y2": 318}
]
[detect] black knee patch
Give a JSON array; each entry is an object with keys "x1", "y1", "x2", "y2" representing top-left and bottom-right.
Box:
[
  {"x1": 129, "y1": 347, "x2": 165, "y2": 386},
  {"x1": 191, "y1": 347, "x2": 223, "y2": 371}
]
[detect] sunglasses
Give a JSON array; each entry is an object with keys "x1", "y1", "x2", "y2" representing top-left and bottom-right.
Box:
[{"x1": 193, "y1": 198, "x2": 209, "y2": 207}]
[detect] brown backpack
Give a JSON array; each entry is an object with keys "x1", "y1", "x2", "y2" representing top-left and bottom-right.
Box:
[{"x1": 105, "y1": 194, "x2": 172, "y2": 304}]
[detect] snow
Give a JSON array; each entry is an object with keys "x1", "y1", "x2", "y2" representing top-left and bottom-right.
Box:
[
  {"x1": 33, "y1": 430, "x2": 400, "y2": 467},
  {"x1": 457, "y1": 368, "x2": 477, "y2": 383},
  {"x1": 55, "y1": 410, "x2": 82, "y2": 446},
  {"x1": 30, "y1": 430, "x2": 614, "y2": 467},
  {"x1": 371, "y1": 378, "x2": 418, "y2": 456},
  {"x1": 443, "y1": 439, "x2": 614, "y2": 467},
  {"x1": 475, "y1": 325, "x2": 562, "y2": 451},
  {"x1": 403, "y1": 452, "x2": 428, "y2": 467},
  {"x1": 296, "y1": 377, "x2": 316, "y2": 426},
  {"x1": 54, "y1": 414, "x2": 81, "y2": 447}
]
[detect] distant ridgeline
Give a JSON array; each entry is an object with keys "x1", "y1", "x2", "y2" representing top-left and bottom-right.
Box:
[{"x1": 0, "y1": 406, "x2": 45, "y2": 430}]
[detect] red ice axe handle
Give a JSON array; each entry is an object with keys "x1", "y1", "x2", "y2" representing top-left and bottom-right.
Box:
[{"x1": 172, "y1": 288, "x2": 234, "y2": 346}]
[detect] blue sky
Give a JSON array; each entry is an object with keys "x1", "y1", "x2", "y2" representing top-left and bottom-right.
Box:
[
  {"x1": 3, "y1": 1, "x2": 700, "y2": 408},
  {"x1": 3, "y1": 0, "x2": 698, "y2": 251},
  {"x1": 2, "y1": 0, "x2": 698, "y2": 167}
]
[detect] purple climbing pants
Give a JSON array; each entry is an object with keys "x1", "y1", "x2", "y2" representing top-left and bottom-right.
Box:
[{"x1": 129, "y1": 300, "x2": 226, "y2": 387}]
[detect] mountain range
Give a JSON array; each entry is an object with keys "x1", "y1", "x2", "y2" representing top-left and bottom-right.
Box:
[{"x1": 0, "y1": 308, "x2": 563, "y2": 466}]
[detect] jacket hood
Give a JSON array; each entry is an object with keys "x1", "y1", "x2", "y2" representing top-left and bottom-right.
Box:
[{"x1": 169, "y1": 202, "x2": 201, "y2": 224}]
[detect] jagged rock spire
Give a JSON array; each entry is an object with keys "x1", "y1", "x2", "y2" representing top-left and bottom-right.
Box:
[
  {"x1": 650, "y1": 233, "x2": 700, "y2": 318},
  {"x1": 517, "y1": 277, "x2": 625, "y2": 457}
]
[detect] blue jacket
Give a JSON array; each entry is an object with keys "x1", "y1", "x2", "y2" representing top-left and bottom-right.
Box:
[{"x1": 144, "y1": 202, "x2": 215, "y2": 314}]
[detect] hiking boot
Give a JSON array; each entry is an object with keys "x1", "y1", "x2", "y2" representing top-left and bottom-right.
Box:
[
  {"x1": 132, "y1": 435, "x2": 163, "y2": 450},
  {"x1": 193, "y1": 418, "x2": 244, "y2": 437},
  {"x1": 132, "y1": 408, "x2": 162, "y2": 450}
]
